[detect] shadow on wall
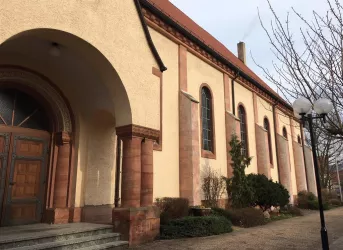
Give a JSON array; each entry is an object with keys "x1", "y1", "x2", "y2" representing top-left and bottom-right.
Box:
[{"x1": 84, "y1": 109, "x2": 117, "y2": 206}]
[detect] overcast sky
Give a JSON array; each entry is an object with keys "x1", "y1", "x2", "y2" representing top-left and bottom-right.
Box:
[{"x1": 169, "y1": 0, "x2": 328, "y2": 94}]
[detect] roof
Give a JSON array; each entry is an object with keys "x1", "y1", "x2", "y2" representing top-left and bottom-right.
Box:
[{"x1": 142, "y1": 0, "x2": 291, "y2": 110}]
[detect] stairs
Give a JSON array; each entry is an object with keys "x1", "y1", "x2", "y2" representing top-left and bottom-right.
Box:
[{"x1": 0, "y1": 223, "x2": 128, "y2": 250}]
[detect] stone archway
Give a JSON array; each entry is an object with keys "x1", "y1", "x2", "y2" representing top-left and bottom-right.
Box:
[{"x1": 0, "y1": 67, "x2": 74, "y2": 225}]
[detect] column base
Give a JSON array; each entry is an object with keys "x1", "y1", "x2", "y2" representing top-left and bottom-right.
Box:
[
  {"x1": 44, "y1": 208, "x2": 71, "y2": 224},
  {"x1": 112, "y1": 206, "x2": 160, "y2": 246}
]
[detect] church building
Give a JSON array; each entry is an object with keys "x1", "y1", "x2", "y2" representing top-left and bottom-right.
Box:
[{"x1": 0, "y1": 0, "x2": 316, "y2": 245}]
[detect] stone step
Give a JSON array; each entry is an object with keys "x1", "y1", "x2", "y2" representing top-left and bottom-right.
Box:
[
  {"x1": 0, "y1": 225, "x2": 114, "y2": 249},
  {"x1": 5, "y1": 233, "x2": 126, "y2": 250},
  {"x1": 80, "y1": 241, "x2": 128, "y2": 250}
]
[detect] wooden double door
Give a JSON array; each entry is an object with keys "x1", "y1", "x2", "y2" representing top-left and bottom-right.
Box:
[{"x1": 0, "y1": 127, "x2": 50, "y2": 226}]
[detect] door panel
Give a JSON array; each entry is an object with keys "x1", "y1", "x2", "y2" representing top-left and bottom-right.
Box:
[
  {"x1": 0, "y1": 133, "x2": 9, "y2": 217},
  {"x1": 2, "y1": 135, "x2": 48, "y2": 226}
]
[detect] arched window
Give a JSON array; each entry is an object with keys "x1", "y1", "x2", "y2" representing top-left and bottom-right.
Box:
[
  {"x1": 238, "y1": 105, "x2": 248, "y2": 156},
  {"x1": 282, "y1": 127, "x2": 288, "y2": 139},
  {"x1": 263, "y1": 118, "x2": 273, "y2": 164},
  {"x1": 201, "y1": 87, "x2": 214, "y2": 152},
  {"x1": 297, "y1": 135, "x2": 301, "y2": 144}
]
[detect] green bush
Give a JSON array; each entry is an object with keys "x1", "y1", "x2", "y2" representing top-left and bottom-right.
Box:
[
  {"x1": 160, "y1": 216, "x2": 232, "y2": 239},
  {"x1": 247, "y1": 174, "x2": 290, "y2": 211},
  {"x1": 297, "y1": 191, "x2": 317, "y2": 209},
  {"x1": 155, "y1": 197, "x2": 189, "y2": 224},
  {"x1": 228, "y1": 207, "x2": 266, "y2": 228},
  {"x1": 211, "y1": 207, "x2": 232, "y2": 220},
  {"x1": 329, "y1": 199, "x2": 342, "y2": 206},
  {"x1": 307, "y1": 200, "x2": 329, "y2": 210}
]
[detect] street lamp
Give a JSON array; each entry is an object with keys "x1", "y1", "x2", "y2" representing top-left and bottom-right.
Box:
[{"x1": 293, "y1": 97, "x2": 334, "y2": 250}]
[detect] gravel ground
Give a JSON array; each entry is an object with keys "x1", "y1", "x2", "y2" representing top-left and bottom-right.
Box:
[{"x1": 132, "y1": 207, "x2": 343, "y2": 250}]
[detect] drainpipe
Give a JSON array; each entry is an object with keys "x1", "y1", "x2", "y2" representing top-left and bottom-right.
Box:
[
  {"x1": 231, "y1": 72, "x2": 239, "y2": 115},
  {"x1": 273, "y1": 104, "x2": 281, "y2": 183},
  {"x1": 114, "y1": 137, "x2": 121, "y2": 207}
]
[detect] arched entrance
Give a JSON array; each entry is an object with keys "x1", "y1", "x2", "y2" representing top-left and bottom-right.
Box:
[
  {"x1": 0, "y1": 88, "x2": 51, "y2": 226},
  {"x1": 0, "y1": 67, "x2": 74, "y2": 226}
]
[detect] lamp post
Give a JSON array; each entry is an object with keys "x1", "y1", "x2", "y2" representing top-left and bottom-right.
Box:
[{"x1": 293, "y1": 97, "x2": 334, "y2": 250}]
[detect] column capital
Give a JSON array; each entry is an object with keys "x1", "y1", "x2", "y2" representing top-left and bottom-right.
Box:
[
  {"x1": 116, "y1": 124, "x2": 160, "y2": 141},
  {"x1": 55, "y1": 131, "x2": 72, "y2": 145}
]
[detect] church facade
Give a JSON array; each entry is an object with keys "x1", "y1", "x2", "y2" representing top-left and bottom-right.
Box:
[{"x1": 0, "y1": 0, "x2": 316, "y2": 240}]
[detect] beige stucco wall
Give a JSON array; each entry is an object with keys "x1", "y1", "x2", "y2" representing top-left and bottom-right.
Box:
[
  {"x1": 277, "y1": 109, "x2": 297, "y2": 196},
  {"x1": 149, "y1": 28, "x2": 180, "y2": 199},
  {"x1": 186, "y1": 52, "x2": 227, "y2": 197},
  {"x1": 235, "y1": 82, "x2": 258, "y2": 175},
  {"x1": 256, "y1": 96, "x2": 279, "y2": 182},
  {"x1": 0, "y1": 0, "x2": 160, "y2": 129},
  {"x1": 0, "y1": 0, "x2": 161, "y2": 207}
]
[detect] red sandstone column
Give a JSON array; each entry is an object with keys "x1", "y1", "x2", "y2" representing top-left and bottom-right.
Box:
[
  {"x1": 141, "y1": 139, "x2": 154, "y2": 207},
  {"x1": 121, "y1": 137, "x2": 142, "y2": 208},
  {"x1": 53, "y1": 132, "x2": 71, "y2": 208}
]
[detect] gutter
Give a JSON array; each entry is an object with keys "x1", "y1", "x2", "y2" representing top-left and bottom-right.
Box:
[
  {"x1": 140, "y1": 0, "x2": 292, "y2": 111},
  {"x1": 134, "y1": 0, "x2": 167, "y2": 72}
]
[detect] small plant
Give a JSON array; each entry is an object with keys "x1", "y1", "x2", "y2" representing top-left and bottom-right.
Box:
[
  {"x1": 224, "y1": 134, "x2": 254, "y2": 208},
  {"x1": 201, "y1": 165, "x2": 225, "y2": 208},
  {"x1": 160, "y1": 216, "x2": 232, "y2": 239},
  {"x1": 155, "y1": 197, "x2": 189, "y2": 224}
]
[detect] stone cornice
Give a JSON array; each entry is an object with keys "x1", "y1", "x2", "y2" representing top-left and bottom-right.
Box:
[
  {"x1": 116, "y1": 124, "x2": 160, "y2": 141},
  {"x1": 142, "y1": 7, "x2": 294, "y2": 117}
]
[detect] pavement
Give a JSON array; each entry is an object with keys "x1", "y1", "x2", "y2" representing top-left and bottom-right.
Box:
[{"x1": 131, "y1": 207, "x2": 343, "y2": 250}]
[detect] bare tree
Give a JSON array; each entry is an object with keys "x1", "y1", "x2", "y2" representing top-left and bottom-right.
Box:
[{"x1": 256, "y1": 0, "x2": 343, "y2": 141}]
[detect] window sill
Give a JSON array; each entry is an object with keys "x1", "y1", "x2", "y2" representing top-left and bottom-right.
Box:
[{"x1": 201, "y1": 149, "x2": 216, "y2": 159}]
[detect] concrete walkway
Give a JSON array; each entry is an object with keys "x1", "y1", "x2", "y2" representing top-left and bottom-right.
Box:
[{"x1": 132, "y1": 207, "x2": 343, "y2": 250}]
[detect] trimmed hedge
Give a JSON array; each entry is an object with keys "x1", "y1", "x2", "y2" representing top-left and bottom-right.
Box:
[
  {"x1": 160, "y1": 216, "x2": 232, "y2": 239},
  {"x1": 155, "y1": 197, "x2": 189, "y2": 224},
  {"x1": 211, "y1": 207, "x2": 232, "y2": 220},
  {"x1": 227, "y1": 207, "x2": 266, "y2": 228},
  {"x1": 281, "y1": 205, "x2": 304, "y2": 216},
  {"x1": 329, "y1": 199, "x2": 342, "y2": 206},
  {"x1": 297, "y1": 191, "x2": 329, "y2": 210}
]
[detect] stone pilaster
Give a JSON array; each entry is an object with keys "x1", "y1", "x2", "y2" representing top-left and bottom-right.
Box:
[
  {"x1": 304, "y1": 145, "x2": 318, "y2": 196},
  {"x1": 255, "y1": 124, "x2": 271, "y2": 178},
  {"x1": 276, "y1": 134, "x2": 293, "y2": 202},
  {"x1": 292, "y1": 141, "x2": 307, "y2": 192}
]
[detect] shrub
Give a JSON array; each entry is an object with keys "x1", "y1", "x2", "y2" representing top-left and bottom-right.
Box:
[
  {"x1": 160, "y1": 216, "x2": 232, "y2": 239},
  {"x1": 155, "y1": 197, "x2": 189, "y2": 224},
  {"x1": 211, "y1": 207, "x2": 232, "y2": 220},
  {"x1": 247, "y1": 174, "x2": 290, "y2": 211},
  {"x1": 307, "y1": 200, "x2": 329, "y2": 210},
  {"x1": 297, "y1": 191, "x2": 317, "y2": 209},
  {"x1": 201, "y1": 166, "x2": 225, "y2": 208},
  {"x1": 228, "y1": 207, "x2": 266, "y2": 228},
  {"x1": 224, "y1": 134, "x2": 254, "y2": 208},
  {"x1": 321, "y1": 189, "x2": 338, "y2": 202},
  {"x1": 329, "y1": 199, "x2": 342, "y2": 206},
  {"x1": 281, "y1": 205, "x2": 304, "y2": 216}
]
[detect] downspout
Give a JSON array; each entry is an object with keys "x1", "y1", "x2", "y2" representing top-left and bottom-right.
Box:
[
  {"x1": 231, "y1": 72, "x2": 239, "y2": 116},
  {"x1": 114, "y1": 137, "x2": 121, "y2": 207},
  {"x1": 273, "y1": 104, "x2": 281, "y2": 183},
  {"x1": 300, "y1": 123, "x2": 309, "y2": 190},
  {"x1": 134, "y1": 0, "x2": 167, "y2": 72}
]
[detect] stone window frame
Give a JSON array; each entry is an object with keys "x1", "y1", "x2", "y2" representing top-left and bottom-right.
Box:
[
  {"x1": 200, "y1": 83, "x2": 216, "y2": 159},
  {"x1": 238, "y1": 104, "x2": 249, "y2": 157},
  {"x1": 263, "y1": 116, "x2": 274, "y2": 166}
]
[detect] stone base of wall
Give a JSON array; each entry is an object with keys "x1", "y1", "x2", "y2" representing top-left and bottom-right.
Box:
[
  {"x1": 112, "y1": 206, "x2": 160, "y2": 246},
  {"x1": 44, "y1": 208, "x2": 70, "y2": 224},
  {"x1": 82, "y1": 205, "x2": 114, "y2": 224}
]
